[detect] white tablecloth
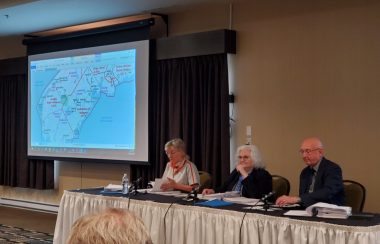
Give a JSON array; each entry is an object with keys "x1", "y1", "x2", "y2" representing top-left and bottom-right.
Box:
[{"x1": 53, "y1": 191, "x2": 380, "y2": 244}]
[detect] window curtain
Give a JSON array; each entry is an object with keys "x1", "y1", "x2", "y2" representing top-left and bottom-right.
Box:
[
  {"x1": 132, "y1": 54, "x2": 230, "y2": 188},
  {"x1": 0, "y1": 74, "x2": 54, "y2": 189}
]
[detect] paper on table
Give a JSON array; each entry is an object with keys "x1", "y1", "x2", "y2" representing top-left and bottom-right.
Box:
[
  {"x1": 199, "y1": 193, "x2": 225, "y2": 200},
  {"x1": 284, "y1": 210, "x2": 312, "y2": 217},
  {"x1": 306, "y1": 202, "x2": 351, "y2": 219},
  {"x1": 200, "y1": 191, "x2": 240, "y2": 200},
  {"x1": 284, "y1": 202, "x2": 352, "y2": 219},
  {"x1": 104, "y1": 184, "x2": 123, "y2": 191},
  {"x1": 150, "y1": 178, "x2": 163, "y2": 192},
  {"x1": 223, "y1": 197, "x2": 260, "y2": 206},
  {"x1": 149, "y1": 190, "x2": 186, "y2": 197}
]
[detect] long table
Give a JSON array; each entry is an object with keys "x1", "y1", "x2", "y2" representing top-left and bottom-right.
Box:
[{"x1": 53, "y1": 188, "x2": 380, "y2": 244}]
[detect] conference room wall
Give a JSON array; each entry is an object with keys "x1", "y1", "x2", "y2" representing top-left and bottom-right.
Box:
[
  {"x1": 1, "y1": 0, "x2": 379, "y2": 213},
  {"x1": 168, "y1": 0, "x2": 380, "y2": 212},
  {"x1": 0, "y1": 35, "x2": 26, "y2": 60}
]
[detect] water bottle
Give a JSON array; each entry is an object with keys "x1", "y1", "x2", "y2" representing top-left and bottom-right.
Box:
[{"x1": 122, "y1": 173, "x2": 129, "y2": 195}]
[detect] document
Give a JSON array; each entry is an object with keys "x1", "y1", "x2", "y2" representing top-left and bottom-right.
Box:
[
  {"x1": 305, "y1": 202, "x2": 352, "y2": 219},
  {"x1": 284, "y1": 210, "x2": 312, "y2": 217},
  {"x1": 223, "y1": 197, "x2": 260, "y2": 206},
  {"x1": 200, "y1": 191, "x2": 240, "y2": 200},
  {"x1": 284, "y1": 202, "x2": 352, "y2": 219},
  {"x1": 150, "y1": 178, "x2": 164, "y2": 192},
  {"x1": 103, "y1": 184, "x2": 123, "y2": 191}
]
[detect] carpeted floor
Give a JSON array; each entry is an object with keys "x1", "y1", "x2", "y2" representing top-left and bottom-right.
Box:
[
  {"x1": 0, "y1": 206, "x2": 56, "y2": 244},
  {"x1": 0, "y1": 224, "x2": 53, "y2": 243},
  {"x1": 0, "y1": 206, "x2": 56, "y2": 233}
]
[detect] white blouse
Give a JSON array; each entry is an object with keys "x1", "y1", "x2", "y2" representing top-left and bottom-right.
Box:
[{"x1": 161, "y1": 160, "x2": 200, "y2": 188}]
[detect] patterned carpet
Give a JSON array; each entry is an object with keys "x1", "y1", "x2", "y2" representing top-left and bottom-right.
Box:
[{"x1": 0, "y1": 224, "x2": 53, "y2": 244}]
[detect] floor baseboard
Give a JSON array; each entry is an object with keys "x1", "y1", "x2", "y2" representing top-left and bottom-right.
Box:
[{"x1": 0, "y1": 198, "x2": 58, "y2": 214}]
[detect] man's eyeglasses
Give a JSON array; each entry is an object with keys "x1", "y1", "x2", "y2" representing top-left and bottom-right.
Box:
[{"x1": 299, "y1": 148, "x2": 320, "y2": 155}]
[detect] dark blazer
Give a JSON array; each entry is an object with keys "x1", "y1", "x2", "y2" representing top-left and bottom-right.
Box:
[
  {"x1": 216, "y1": 168, "x2": 272, "y2": 199},
  {"x1": 299, "y1": 157, "x2": 345, "y2": 207}
]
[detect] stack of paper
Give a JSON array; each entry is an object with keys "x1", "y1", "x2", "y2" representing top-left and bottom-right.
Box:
[
  {"x1": 223, "y1": 197, "x2": 260, "y2": 206},
  {"x1": 306, "y1": 202, "x2": 352, "y2": 219},
  {"x1": 200, "y1": 191, "x2": 240, "y2": 200},
  {"x1": 150, "y1": 178, "x2": 163, "y2": 192},
  {"x1": 103, "y1": 184, "x2": 123, "y2": 192}
]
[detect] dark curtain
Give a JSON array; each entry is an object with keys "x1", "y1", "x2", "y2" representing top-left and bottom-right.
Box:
[
  {"x1": 0, "y1": 74, "x2": 54, "y2": 189},
  {"x1": 132, "y1": 54, "x2": 230, "y2": 188}
]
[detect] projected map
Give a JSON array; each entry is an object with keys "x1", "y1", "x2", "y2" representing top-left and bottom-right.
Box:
[{"x1": 30, "y1": 49, "x2": 136, "y2": 150}]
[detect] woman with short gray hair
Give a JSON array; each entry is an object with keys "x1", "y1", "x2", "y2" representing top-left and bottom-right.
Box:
[
  {"x1": 160, "y1": 138, "x2": 200, "y2": 192},
  {"x1": 202, "y1": 144, "x2": 272, "y2": 198}
]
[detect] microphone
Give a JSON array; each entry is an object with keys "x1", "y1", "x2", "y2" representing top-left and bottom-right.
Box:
[
  {"x1": 260, "y1": 191, "x2": 276, "y2": 202},
  {"x1": 260, "y1": 191, "x2": 276, "y2": 212},
  {"x1": 185, "y1": 185, "x2": 200, "y2": 203},
  {"x1": 134, "y1": 177, "x2": 143, "y2": 186},
  {"x1": 129, "y1": 177, "x2": 143, "y2": 195}
]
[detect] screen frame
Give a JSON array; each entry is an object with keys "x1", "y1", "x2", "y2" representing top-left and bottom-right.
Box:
[{"x1": 27, "y1": 40, "x2": 151, "y2": 165}]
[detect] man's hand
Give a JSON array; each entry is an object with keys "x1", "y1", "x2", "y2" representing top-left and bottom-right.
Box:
[
  {"x1": 275, "y1": 195, "x2": 301, "y2": 206},
  {"x1": 202, "y1": 188, "x2": 215, "y2": 195}
]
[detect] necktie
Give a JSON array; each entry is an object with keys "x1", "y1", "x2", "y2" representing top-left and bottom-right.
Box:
[{"x1": 308, "y1": 168, "x2": 316, "y2": 193}]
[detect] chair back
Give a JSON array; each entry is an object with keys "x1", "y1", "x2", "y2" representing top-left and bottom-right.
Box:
[
  {"x1": 343, "y1": 180, "x2": 366, "y2": 212},
  {"x1": 272, "y1": 175, "x2": 290, "y2": 201},
  {"x1": 198, "y1": 171, "x2": 212, "y2": 192}
]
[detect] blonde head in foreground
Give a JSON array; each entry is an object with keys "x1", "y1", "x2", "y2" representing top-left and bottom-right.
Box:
[{"x1": 67, "y1": 208, "x2": 152, "y2": 244}]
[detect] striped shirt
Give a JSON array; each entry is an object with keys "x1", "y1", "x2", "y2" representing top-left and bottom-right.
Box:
[{"x1": 162, "y1": 160, "x2": 200, "y2": 189}]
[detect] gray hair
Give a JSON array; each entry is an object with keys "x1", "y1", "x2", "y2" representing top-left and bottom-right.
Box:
[
  {"x1": 235, "y1": 144, "x2": 266, "y2": 169},
  {"x1": 164, "y1": 138, "x2": 189, "y2": 160},
  {"x1": 164, "y1": 138, "x2": 187, "y2": 153},
  {"x1": 67, "y1": 208, "x2": 152, "y2": 244}
]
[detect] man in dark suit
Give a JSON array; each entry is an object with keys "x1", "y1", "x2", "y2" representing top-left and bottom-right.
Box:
[{"x1": 276, "y1": 137, "x2": 345, "y2": 207}]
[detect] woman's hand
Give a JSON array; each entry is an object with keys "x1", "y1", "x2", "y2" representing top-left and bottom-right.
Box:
[
  {"x1": 160, "y1": 177, "x2": 177, "y2": 191},
  {"x1": 236, "y1": 163, "x2": 249, "y2": 178}
]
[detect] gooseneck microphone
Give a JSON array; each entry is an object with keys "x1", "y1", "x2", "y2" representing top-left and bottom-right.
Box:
[
  {"x1": 129, "y1": 177, "x2": 143, "y2": 194},
  {"x1": 134, "y1": 177, "x2": 143, "y2": 187},
  {"x1": 260, "y1": 191, "x2": 276, "y2": 202},
  {"x1": 184, "y1": 186, "x2": 200, "y2": 203},
  {"x1": 259, "y1": 191, "x2": 276, "y2": 212},
  {"x1": 134, "y1": 176, "x2": 144, "y2": 187}
]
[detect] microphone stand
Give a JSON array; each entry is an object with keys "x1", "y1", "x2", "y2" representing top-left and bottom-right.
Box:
[
  {"x1": 129, "y1": 178, "x2": 143, "y2": 196},
  {"x1": 130, "y1": 182, "x2": 139, "y2": 196},
  {"x1": 186, "y1": 187, "x2": 199, "y2": 204},
  {"x1": 262, "y1": 198, "x2": 270, "y2": 212},
  {"x1": 260, "y1": 191, "x2": 276, "y2": 212}
]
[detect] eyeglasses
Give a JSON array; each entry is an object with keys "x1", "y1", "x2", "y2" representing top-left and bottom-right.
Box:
[
  {"x1": 238, "y1": 156, "x2": 250, "y2": 160},
  {"x1": 299, "y1": 148, "x2": 320, "y2": 154},
  {"x1": 165, "y1": 150, "x2": 179, "y2": 155}
]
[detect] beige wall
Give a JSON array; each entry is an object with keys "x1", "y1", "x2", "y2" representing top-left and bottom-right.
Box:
[
  {"x1": 0, "y1": 162, "x2": 130, "y2": 205},
  {"x1": 238, "y1": 0, "x2": 380, "y2": 213},
  {"x1": 170, "y1": 0, "x2": 380, "y2": 212},
  {"x1": 0, "y1": 36, "x2": 26, "y2": 59},
  {"x1": 1, "y1": 0, "x2": 379, "y2": 212}
]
